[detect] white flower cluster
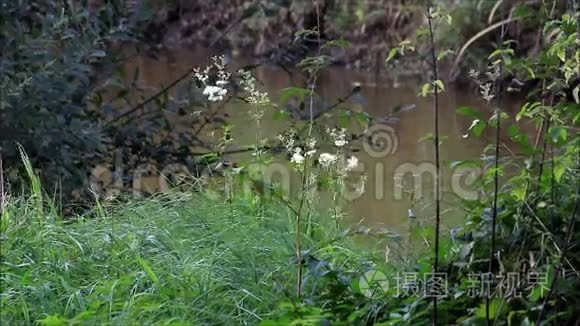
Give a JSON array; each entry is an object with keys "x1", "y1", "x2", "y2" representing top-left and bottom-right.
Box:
[
  {"x1": 317, "y1": 127, "x2": 359, "y2": 172},
  {"x1": 486, "y1": 63, "x2": 501, "y2": 81},
  {"x1": 318, "y1": 152, "x2": 359, "y2": 171},
  {"x1": 202, "y1": 85, "x2": 227, "y2": 102},
  {"x1": 193, "y1": 56, "x2": 231, "y2": 102},
  {"x1": 479, "y1": 83, "x2": 494, "y2": 102},
  {"x1": 283, "y1": 134, "x2": 317, "y2": 165},
  {"x1": 291, "y1": 148, "x2": 306, "y2": 164},
  {"x1": 278, "y1": 129, "x2": 297, "y2": 152},
  {"x1": 327, "y1": 127, "x2": 348, "y2": 147},
  {"x1": 238, "y1": 69, "x2": 269, "y2": 105},
  {"x1": 346, "y1": 156, "x2": 359, "y2": 170},
  {"x1": 318, "y1": 152, "x2": 337, "y2": 167},
  {"x1": 469, "y1": 63, "x2": 501, "y2": 103},
  {"x1": 279, "y1": 127, "x2": 359, "y2": 174}
]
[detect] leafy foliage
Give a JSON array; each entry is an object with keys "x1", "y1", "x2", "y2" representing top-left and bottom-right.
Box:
[{"x1": 0, "y1": 1, "x2": 250, "y2": 208}]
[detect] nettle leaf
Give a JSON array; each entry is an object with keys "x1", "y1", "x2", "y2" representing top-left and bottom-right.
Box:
[
  {"x1": 398, "y1": 39, "x2": 415, "y2": 52},
  {"x1": 436, "y1": 49, "x2": 454, "y2": 61},
  {"x1": 279, "y1": 87, "x2": 309, "y2": 104},
  {"x1": 418, "y1": 83, "x2": 432, "y2": 97},
  {"x1": 433, "y1": 80, "x2": 445, "y2": 93},
  {"x1": 548, "y1": 126, "x2": 567, "y2": 144},
  {"x1": 488, "y1": 48, "x2": 514, "y2": 60},
  {"x1": 386, "y1": 48, "x2": 398, "y2": 63},
  {"x1": 554, "y1": 162, "x2": 567, "y2": 183},
  {"x1": 444, "y1": 14, "x2": 453, "y2": 25},
  {"x1": 464, "y1": 119, "x2": 486, "y2": 138},
  {"x1": 337, "y1": 110, "x2": 351, "y2": 128},
  {"x1": 516, "y1": 103, "x2": 530, "y2": 121},
  {"x1": 489, "y1": 111, "x2": 510, "y2": 127},
  {"x1": 506, "y1": 124, "x2": 522, "y2": 138},
  {"x1": 507, "y1": 124, "x2": 534, "y2": 154},
  {"x1": 352, "y1": 111, "x2": 371, "y2": 125},
  {"x1": 456, "y1": 106, "x2": 481, "y2": 119},
  {"x1": 273, "y1": 110, "x2": 290, "y2": 121}
]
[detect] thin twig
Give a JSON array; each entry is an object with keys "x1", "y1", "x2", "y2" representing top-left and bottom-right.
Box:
[
  {"x1": 426, "y1": 7, "x2": 441, "y2": 325},
  {"x1": 107, "y1": 69, "x2": 193, "y2": 126},
  {"x1": 488, "y1": 0, "x2": 504, "y2": 25},
  {"x1": 537, "y1": 117, "x2": 552, "y2": 187},
  {"x1": 487, "y1": 2, "x2": 506, "y2": 323},
  {"x1": 292, "y1": 0, "x2": 323, "y2": 300},
  {"x1": 107, "y1": 59, "x2": 264, "y2": 128}
]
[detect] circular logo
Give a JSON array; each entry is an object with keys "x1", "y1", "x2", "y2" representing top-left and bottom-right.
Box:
[
  {"x1": 363, "y1": 124, "x2": 399, "y2": 158},
  {"x1": 359, "y1": 270, "x2": 389, "y2": 299}
]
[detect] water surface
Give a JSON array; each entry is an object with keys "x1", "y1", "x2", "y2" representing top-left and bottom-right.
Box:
[{"x1": 120, "y1": 48, "x2": 526, "y2": 233}]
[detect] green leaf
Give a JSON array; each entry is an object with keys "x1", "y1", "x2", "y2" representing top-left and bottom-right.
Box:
[
  {"x1": 437, "y1": 49, "x2": 454, "y2": 61},
  {"x1": 279, "y1": 87, "x2": 310, "y2": 104},
  {"x1": 475, "y1": 299, "x2": 506, "y2": 319},
  {"x1": 557, "y1": 47, "x2": 566, "y2": 62},
  {"x1": 506, "y1": 124, "x2": 521, "y2": 138},
  {"x1": 273, "y1": 110, "x2": 290, "y2": 120},
  {"x1": 444, "y1": 14, "x2": 453, "y2": 25},
  {"x1": 37, "y1": 315, "x2": 69, "y2": 326},
  {"x1": 353, "y1": 111, "x2": 371, "y2": 124},
  {"x1": 419, "y1": 83, "x2": 432, "y2": 97},
  {"x1": 136, "y1": 256, "x2": 159, "y2": 285},
  {"x1": 466, "y1": 119, "x2": 486, "y2": 138},
  {"x1": 488, "y1": 48, "x2": 514, "y2": 60},
  {"x1": 456, "y1": 106, "x2": 481, "y2": 119},
  {"x1": 513, "y1": 4, "x2": 533, "y2": 19},
  {"x1": 521, "y1": 63, "x2": 536, "y2": 79},
  {"x1": 386, "y1": 48, "x2": 398, "y2": 63},
  {"x1": 554, "y1": 163, "x2": 566, "y2": 182},
  {"x1": 528, "y1": 285, "x2": 543, "y2": 302},
  {"x1": 516, "y1": 104, "x2": 527, "y2": 121},
  {"x1": 512, "y1": 185, "x2": 526, "y2": 201},
  {"x1": 433, "y1": 80, "x2": 445, "y2": 92},
  {"x1": 548, "y1": 126, "x2": 567, "y2": 143},
  {"x1": 337, "y1": 110, "x2": 350, "y2": 128}
]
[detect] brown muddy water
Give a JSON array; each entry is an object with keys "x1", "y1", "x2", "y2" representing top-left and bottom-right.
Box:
[{"x1": 109, "y1": 48, "x2": 530, "y2": 234}]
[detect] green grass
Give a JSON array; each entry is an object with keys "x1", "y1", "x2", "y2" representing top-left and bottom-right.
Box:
[{"x1": 0, "y1": 192, "x2": 347, "y2": 325}]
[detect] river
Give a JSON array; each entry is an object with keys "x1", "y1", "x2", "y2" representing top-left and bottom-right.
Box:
[{"x1": 111, "y1": 48, "x2": 528, "y2": 235}]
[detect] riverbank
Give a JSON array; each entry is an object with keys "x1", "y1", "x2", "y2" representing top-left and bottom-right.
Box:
[{"x1": 137, "y1": 0, "x2": 565, "y2": 81}]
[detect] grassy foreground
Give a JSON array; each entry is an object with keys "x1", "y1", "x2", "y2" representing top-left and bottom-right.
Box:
[{"x1": 0, "y1": 192, "x2": 354, "y2": 325}]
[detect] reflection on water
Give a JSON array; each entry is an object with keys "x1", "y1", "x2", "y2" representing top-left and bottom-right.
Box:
[{"x1": 121, "y1": 48, "x2": 526, "y2": 233}]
